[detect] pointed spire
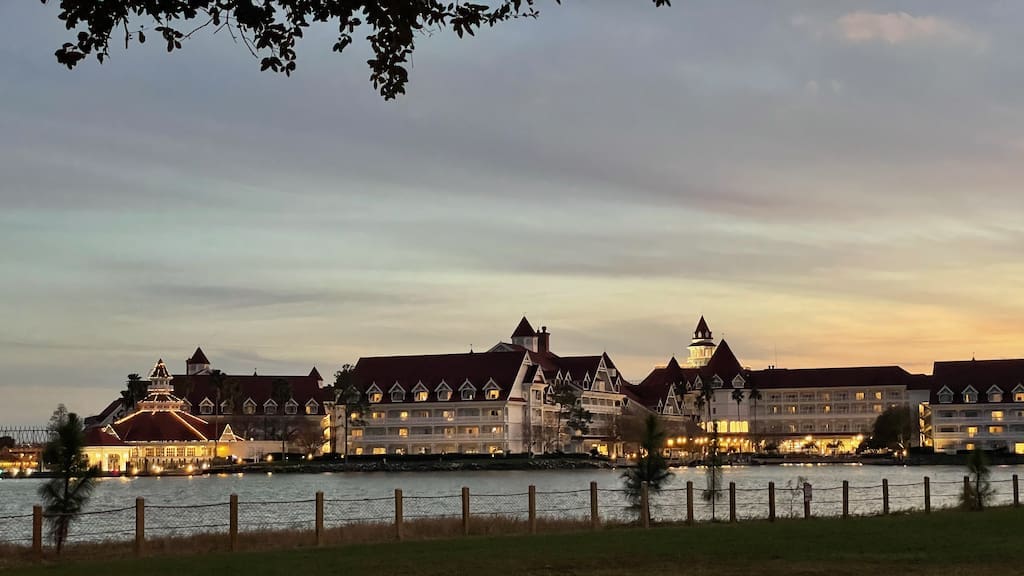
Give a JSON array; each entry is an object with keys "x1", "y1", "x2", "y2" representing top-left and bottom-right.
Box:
[
  {"x1": 187, "y1": 347, "x2": 210, "y2": 365},
  {"x1": 511, "y1": 316, "x2": 536, "y2": 338},
  {"x1": 309, "y1": 367, "x2": 322, "y2": 381},
  {"x1": 149, "y1": 358, "x2": 171, "y2": 380},
  {"x1": 694, "y1": 316, "x2": 712, "y2": 340}
]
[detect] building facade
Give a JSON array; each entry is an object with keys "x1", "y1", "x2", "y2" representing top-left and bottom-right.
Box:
[{"x1": 924, "y1": 359, "x2": 1024, "y2": 454}]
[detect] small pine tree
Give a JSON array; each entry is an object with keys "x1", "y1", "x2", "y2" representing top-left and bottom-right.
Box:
[
  {"x1": 622, "y1": 415, "x2": 672, "y2": 516},
  {"x1": 961, "y1": 449, "x2": 994, "y2": 511}
]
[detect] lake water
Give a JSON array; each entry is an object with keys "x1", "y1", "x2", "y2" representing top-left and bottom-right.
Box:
[{"x1": 2, "y1": 464, "x2": 1019, "y2": 545}]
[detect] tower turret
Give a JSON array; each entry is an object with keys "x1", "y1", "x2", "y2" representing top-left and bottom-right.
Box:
[{"x1": 687, "y1": 316, "x2": 717, "y2": 367}]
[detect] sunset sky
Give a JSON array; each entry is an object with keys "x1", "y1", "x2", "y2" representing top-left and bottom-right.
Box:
[{"x1": 2, "y1": 1, "x2": 1023, "y2": 425}]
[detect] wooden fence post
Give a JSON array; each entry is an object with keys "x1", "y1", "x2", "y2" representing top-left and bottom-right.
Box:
[
  {"x1": 842, "y1": 480, "x2": 849, "y2": 519},
  {"x1": 32, "y1": 505, "x2": 43, "y2": 557},
  {"x1": 802, "y1": 482, "x2": 811, "y2": 520},
  {"x1": 964, "y1": 475, "x2": 970, "y2": 500},
  {"x1": 315, "y1": 491, "x2": 324, "y2": 546},
  {"x1": 394, "y1": 489, "x2": 403, "y2": 541},
  {"x1": 461, "y1": 487, "x2": 470, "y2": 536},
  {"x1": 1014, "y1": 475, "x2": 1020, "y2": 508},
  {"x1": 924, "y1": 477, "x2": 931, "y2": 513},
  {"x1": 686, "y1": 481, "x2": 694, "y2": 525},
  {"x1": 728, "y1": 482, "x2": 736, "y2": 523},
  {"x1": 135, "y1": 497, "x2": 145, "y2": 557},
  {"x1": 882, "y1": 479, "x2": 889, "y2": 515},
  {"x1": 528, "y1": 485, "x2": 537, "y2": 534},
  {"x1": 640, "y1": 482, "x2": 650, "y2": 529},
  {"x1": 768, "y1": 482, "x2": 775, "y2": 522},
  {"x1": 590, "y1": 481, "x2": 599, "y2": 530},
  {"x1": 229, "y1": 494, "x2": 239, "y2": 552}
]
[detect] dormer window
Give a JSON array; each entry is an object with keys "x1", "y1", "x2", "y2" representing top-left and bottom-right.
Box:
[
  {"x1": 483, "y1": 380, "x2": 501, "y2": 400},
  {"x1": 305, "y1": 399, "x2": 320, "y2": 415},
  {"x1": 435, "y1": 381, "x2": 452, "y2": 402},
  {"x1": 460, "y1": 380, "x2": 477, "y2": 401},
  {"x1": 242, "y1": 398, "x2": 257, "y2": 415},
  {"x1": 284, "y1": 399, "x2": 298, "y2": 415},
  {"x1": 963, "y1": 386, "x2": 978, "y2": 404},
  {"x1": 937, "y1": 387, "x2": 953, "y2": 404},
  {"x1": 712, "y1": 376, "x2": 724, "y2": 389},
  {"x1": 413, "y1": 383, "x2": 429, "y2": 402},
  {"x1": 732, "y1": 375, "x2": 746, "y2": 388},
  {"x1": 220, "y1": 400, "x2": 232, "y2": 415},
  {"x1": 264, "y1": 399, "x2": 278, "y2": 415},
  {"x1": 391, "y1": 388, "x2": 406, "y2": 402},
  {"x1": 367, "y1": 384, "x2": 383, "y2": 403},
  {"x1": 1013, "y1": 385, "x2": 1024, "y2": 403},
  {"x1": 199, "y1": 398, "x2": 214, "y2": 415},
  {"x1": 988, "y1": 386, "x2": 1004, "y2": 403}
]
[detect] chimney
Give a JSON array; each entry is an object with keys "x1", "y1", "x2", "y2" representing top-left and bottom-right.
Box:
[{"x1": 537, "y1": 326, "x2": 550, "y2": 355}]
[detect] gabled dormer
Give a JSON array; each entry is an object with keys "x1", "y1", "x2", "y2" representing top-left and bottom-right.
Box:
[
  {"x1": 732, "y1": 374, "x2": 746, "y2": 389},
  {"x1": 263, "y1": 399, "x2": 278, "y2": 415},
  {"x1": 367, "y1": 383, "x2": 383, "y2": 403},
  {"x1": 712, "y1": 375, "x2": 724, "y2": 389},
  {"x1": 937, "y1": 386, "x2": 954, "y2": 404},
  {"x1": 305, "y1": 399, "x2": 320, "y2": 414},
  {"x1": 460, "y1": 380, "x2": 477, "y2": 401},
  {"x1": 242, "y1": 398, "x2": 257, "y2": 415},
  {"x1": 987, "y1": 385, "x2": 1004, "y2": 403},
  {"x1": 962, "y1": 385, "x2": 978, "y2": 404},
  {"x1": 411, "y1": 382, "x2": 429, "y2": 402},
  {"x1": 284, "y1": 398, "x2": 299, "y2": 415},
  {"x1": 435, "y1": 381, "x2": 453, "y2": 401},
  {"x1": 483, "y1": 379, "x2": 501, "y2": 400},
  {"x1": 1013, "y1": 384, "x2": 1024, "y2": 403},
  {"x1": 389, "y1": 383, "x2": 406, "y2": 403}
]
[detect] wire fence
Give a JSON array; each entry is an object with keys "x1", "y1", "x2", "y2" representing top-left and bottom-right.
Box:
[{"x1": 2, "y1": 473, "x2": 1020, "y2": 559}]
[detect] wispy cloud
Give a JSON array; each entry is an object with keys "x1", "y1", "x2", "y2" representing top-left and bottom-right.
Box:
[{"x1": 837, "y1": 11, "x2": 985, "y2": 49}]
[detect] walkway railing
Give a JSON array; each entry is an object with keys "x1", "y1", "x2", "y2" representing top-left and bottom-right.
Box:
[{"x1": 1, "y1": 474, "x2": 1020, "y2": 559}]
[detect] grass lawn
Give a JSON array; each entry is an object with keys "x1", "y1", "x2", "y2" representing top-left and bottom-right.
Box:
[{"x1": 8, "y1": 507, "x2": 1024, "y2": 576}]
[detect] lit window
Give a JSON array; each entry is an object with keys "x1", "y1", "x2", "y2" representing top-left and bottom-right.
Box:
[
  {"x1": 874, "y1": 391, "x2": 883, "y2": 400},
  {"x1": 400, "y1": 411, "x2": 409, "y2": 420},
  {"x1": 415, "y1": 391, "x2": 428, "y2": 402},
  {"x1": 964, "y1": 389, "x2": 978, "y2": 404},
  {"x1": 398, "y1": 428, "x2": 409, "y2": 437},
  {"x1": 1016, "y1": 392, "x2": 1024, "y2": 403},
  {"x1": 369, "y1": 392, "x2": 383, "y2": 403},
  {"x1": 966, "y1": 443, "x2": 975, "y2": 451},
  {"x1": 371, "y1": 411, "x2": 384, "y2": 420},
  {"x1": 989, "y1": 426, "x2": 1005, "y2": 434},
  {"x1": 872, "y1": 404, "x2": 882, "y2": 413},
  {"x1": 443, "y1": 410, "x2": 455, "y2": 421},
  {"x1": 351, "y1": 429, "x2": 364, "y2": 438},
  {"x1": 822, "y1": 405, "x2": 831, "y2": 414},
  {"x1": 486, "y1": 389, "x2": 500, "y2": 400},
  {"x1": 855, "y1": 392, "x2": 865, "y2": 401},
  {"x1": 992, "y1": 411, "x2": 1004, "y2": 422},
  {"x1": 967, "y1": 426, "x2": 978, "y2": 438},
  {"x1": 372, "y1": 447, "x2": 386, "y2": 455},
  {"x1": 462, "y1": 389, "x2": 475, "y2": 400}
]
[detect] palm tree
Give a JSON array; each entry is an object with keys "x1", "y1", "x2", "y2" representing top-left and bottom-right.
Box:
[
  {"x1": 123, "y1": 373, "x2": 146, "y2": 410},
  {"x1": 731, "y1": 387, "x2": 744, "y2": 448},
  {"x1": 209, "y1": 370, "x2": 230, "y2": 461},
  {"x1": 747, "y1": 383, "x2": 762, "y2": 451},
  {"x1": 38, "y1": 407, "x2": 99, "y2": 554},
  {"x1": 621, "y1": 415, "x2": 671, "y2": 518}
]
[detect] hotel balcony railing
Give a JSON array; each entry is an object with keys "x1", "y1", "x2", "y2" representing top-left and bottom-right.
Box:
[
  {"x1": 353, "y1": 433, "x2": 504, "y2": 443},
  {"x1": 366, "y1": 415, "x2": 505, "y2": 425}
]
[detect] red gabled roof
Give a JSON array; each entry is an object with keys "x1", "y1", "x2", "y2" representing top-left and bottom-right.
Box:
[
  {"x1": 187, "y1": 347, "x2": 210, "y2": 365},
  {"x1": 352, "y1": 351, "x2": 528, "y2": 404},
  {"x1": 309, "y1": 367, "x2": 323, "y2": 381},
  {"x1": 628, "y1": 357, "x2": 700, "y2": 410},
  {"x1": 173, "y1": 373, "x2": 330, "y2": 415},
  {"x1": 84, "y1": 426, "x2": 127, "y2": 446},
  {"x1": 703, "y1": 339, "x2": 742, "y2": 381},
  {"x1": 511, "y1": 317, "x2": 536, "y2": 338},
  {"x1": 748, "y1": 365, "x2": 915, "y2": 390},
  {"x1": 112, "y1": 410, "x2": 215, "y2": 442},
  {"x1": 930, "y1": 359, "x2": 1024, "y2": 404}
]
